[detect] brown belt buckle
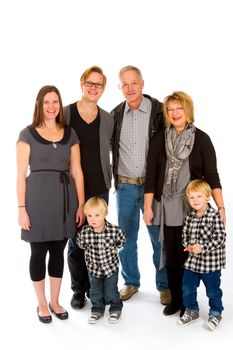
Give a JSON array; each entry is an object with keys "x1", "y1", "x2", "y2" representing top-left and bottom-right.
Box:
[{"x1": 136, "y1": 177, "x2": 141, "y2": 185}]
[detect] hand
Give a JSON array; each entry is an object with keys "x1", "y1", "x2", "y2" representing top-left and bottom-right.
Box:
[
  {"x1": 219, "y1": 207, "x2": 226, "y2": 227},
  {"x1": 76, "y1": 206, "x2": 85, "y2": 227},
  {"x1": 184, "y1": 244, "x2": 202, "y2": 254},
  {"x1": 18, "y1": 208, "x2": 31, "y2": 230},
  {"x1": 143, "y1": 208, "x2": 154, "y2": 225},
  {"x1": 184, "y1": 246, "x2": 193, "y2": 253},
  {"x1": 191, "y1": 243, "x2": 202, "y2": 254}
]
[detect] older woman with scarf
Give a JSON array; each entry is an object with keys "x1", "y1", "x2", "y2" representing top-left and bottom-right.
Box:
[{"x1": 143, "y1": 91, "x2": 226, "y2": 317}]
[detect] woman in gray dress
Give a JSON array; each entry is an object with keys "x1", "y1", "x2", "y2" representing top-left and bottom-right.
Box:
[{"x1": 16, "y1": 85, "x2": 85, "y2": 323}]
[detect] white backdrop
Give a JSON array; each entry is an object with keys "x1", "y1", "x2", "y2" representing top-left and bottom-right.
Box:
[{"x1": 0, "y1": 0, "x2": 232, "y2": 349}]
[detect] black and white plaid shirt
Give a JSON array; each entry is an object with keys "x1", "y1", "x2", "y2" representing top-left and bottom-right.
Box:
[
  {"x1": 76, "y1": 220, "x2": 126, "y2": 278},
  {"x1": 183, "y1": 203, "x2": 226, "y2": 273}
]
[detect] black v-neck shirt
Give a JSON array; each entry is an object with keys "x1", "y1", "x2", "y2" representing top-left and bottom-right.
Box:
[{"x1": 70, "y1": 103, "x2": 107, "y2": 197}]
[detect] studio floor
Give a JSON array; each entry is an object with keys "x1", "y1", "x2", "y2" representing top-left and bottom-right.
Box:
[{"x1": 2, "y1": 214, "x2": 232, "y2": 350}]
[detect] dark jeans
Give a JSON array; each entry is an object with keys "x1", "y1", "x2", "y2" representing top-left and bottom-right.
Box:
[
  {"x1": 89, "y1": 270, "x2": 123, "y2": 314},
  {"x1": 183, "y1": 269, "x2": 224, "y2": 316},
  {"x1": 164, "y1": 225, "x2": 188, "y2": 305},
  {"x1": 67, "y1": 191, "x2": 109, "y2": 294}
]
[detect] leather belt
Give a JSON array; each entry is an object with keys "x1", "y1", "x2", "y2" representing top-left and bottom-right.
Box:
[{"x1": 118, "y1": 175, "x2": 145, "y2": 185}]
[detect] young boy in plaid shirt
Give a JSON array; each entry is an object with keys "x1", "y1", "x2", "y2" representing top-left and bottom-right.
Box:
[
  {"x1": 177, "y1": 180, "x2": 226, "y2": 330},
  {"x1": 76, "y1": 196, "x2": 126, "y2": 324}
]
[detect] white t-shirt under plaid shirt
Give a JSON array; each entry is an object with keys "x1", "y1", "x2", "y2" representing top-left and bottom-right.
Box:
[
  {"x1": 183, "y1": 203, "x2": 226, "y2": 273},
  {"x1": 76, "y1": 220, "x2": 126, "y2": 278}
]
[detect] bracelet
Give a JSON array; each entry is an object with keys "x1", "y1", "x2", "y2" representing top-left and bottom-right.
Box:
[
  {"x1": 218, "y1": 206, "x2": 225, "y2": 211},
  {"x1": 18, "y1": 205, "x2": 26, "y2": 208}
]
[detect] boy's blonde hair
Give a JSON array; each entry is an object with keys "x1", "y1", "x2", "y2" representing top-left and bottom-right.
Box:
[
  {"x1": 84, "y1": 196, "x2": 108, "y2": 216},
  {"x1": 186, "y1": 179, "x2": 211, "y2": 198}
]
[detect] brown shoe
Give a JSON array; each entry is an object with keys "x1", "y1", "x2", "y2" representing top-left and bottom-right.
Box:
[
  {"x1": 160, "y1": 289, "x2": 171, "y2": 305},
  {"x1": 120, "y1": 285, "x2": 138, "y2": 301}
]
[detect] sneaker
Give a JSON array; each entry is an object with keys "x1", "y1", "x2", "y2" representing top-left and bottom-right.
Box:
[
  {"x1": 88, "y1": 313, "x2": 103, "y2": 324},
  {"x1": 207, "y1": 316, "x2": 222, "y2": 331},
  {"x1": 120, "y1": 285, "x2": 138, "y2": 301},
  {"x1": 177, "y1": 310, "x2": 199, "y2": 326},
  {"x1": 108, "y1": 311, "x2": 121, "y2": 324},
  {"x1": 160, "y1": 289, "x2": 171, "y2": 305}
]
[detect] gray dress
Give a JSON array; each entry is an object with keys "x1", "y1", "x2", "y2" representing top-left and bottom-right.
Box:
[{"x1": 18, "y1": 126, "x2": 79, "y2": 243}]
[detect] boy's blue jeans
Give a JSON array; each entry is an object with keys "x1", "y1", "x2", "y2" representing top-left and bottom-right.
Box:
[
  {"x1": 182, "y1": 269, "x2": 224, "y2": 316},
  {"x1": 89, "y1": 270, "x2": 123, "y2": 314}
]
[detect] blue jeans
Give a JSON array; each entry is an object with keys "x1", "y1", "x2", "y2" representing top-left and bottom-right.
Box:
[
  {"x1": 182, "y1": 269, "x2": 224, "y2": 316},
  {"x1": 89, "y1": 271, "x2": 123, "y2": 314},
  {"x1": 116, "y1": 181, "x2": 168, "y2": 290},
  {"x1": 68, "y1": 191, "x2": 109, "y2": 294}
]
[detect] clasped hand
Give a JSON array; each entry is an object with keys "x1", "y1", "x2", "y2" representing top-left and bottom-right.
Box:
[{"x1": 184, "y1": 243, "x2": 202, "y2": 254}]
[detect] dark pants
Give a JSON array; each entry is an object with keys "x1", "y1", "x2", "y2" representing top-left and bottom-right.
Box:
[
  {"x1": 164, "y1": 225, "x2": 188, "y2": 306},
  {"x1": 67, "y1": 191, "x2": 109, "y2": 294},
  {"x1": 30, "y1": 239, "x2": 67, "y2": 281},
  {"x1": 89, "y1": 270, "x2": 123, "y2": 314}
]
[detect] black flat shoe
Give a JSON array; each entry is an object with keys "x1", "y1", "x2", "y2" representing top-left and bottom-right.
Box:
[
  {"x1": 49, "y1": 303, "x2": 69, "y2": 320},
  {"x1": 37, "y1": 307, "x2": 52, "y2": 324}
]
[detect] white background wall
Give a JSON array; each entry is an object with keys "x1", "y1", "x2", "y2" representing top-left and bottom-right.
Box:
[{"x1": 0, "y1": 0, "x2": 232, "y2": 349}]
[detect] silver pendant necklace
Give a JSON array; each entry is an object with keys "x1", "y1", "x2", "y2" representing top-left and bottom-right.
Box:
[{"x1": 52, "y1": 142, "x2": 57, "y2": 149}]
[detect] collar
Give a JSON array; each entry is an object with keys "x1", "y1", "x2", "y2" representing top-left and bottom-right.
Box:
[
  {"x1": 28, "y1": 125, "x2": 71, "y2": 144},
  {"x1": 89, "y1": 219, "x2": 110, "y2": 233},
  {"x1": 125, "y1": 96, "x2": 149, "y2": 114},
  {"x1": 190, "y1": 203, "x2": 214, "y2": 219}
]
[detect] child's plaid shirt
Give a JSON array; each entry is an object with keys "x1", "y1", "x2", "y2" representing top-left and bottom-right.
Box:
[
  {"x1": 183, "y1": 203, "x2": 226, "y2": 273},
  {"x1": 77, "y1": 220, "x2": 126, "y2": 278}
]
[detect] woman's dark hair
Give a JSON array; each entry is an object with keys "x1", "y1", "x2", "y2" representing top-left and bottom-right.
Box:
[{"x1": 32, "y1": 85, "x2": 65, "y2": 127}]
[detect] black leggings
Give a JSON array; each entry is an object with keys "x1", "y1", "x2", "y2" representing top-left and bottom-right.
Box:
[
  {"x1": 164, "y1": 225, "x2": 188, "y2": 305},
  {"x1": 29, "y1": 239, "x2": 68, "y2": 282}
]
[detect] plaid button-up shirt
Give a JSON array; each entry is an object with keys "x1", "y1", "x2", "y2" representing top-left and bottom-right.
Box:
[
  {"x1": 76, "y1": 220, "x2": 126, "y2": 278},
  {"x1": 183, "y1": 204, "x2": 226, "y2": 273},
  {"x1": 118, "y1": 97, "x2": 151, "y2": 178}
]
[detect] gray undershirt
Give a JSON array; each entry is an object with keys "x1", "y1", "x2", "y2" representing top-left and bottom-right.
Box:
[{"x1": 153, "y1": 158, "x2": 191, "y2": 226}]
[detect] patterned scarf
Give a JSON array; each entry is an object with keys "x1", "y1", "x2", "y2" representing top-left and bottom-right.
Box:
[{"x1": 164, "y1": 123, "x2": 196, "y2": 195}]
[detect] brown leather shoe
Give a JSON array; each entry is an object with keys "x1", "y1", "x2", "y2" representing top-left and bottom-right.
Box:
[
  {"x1": 160, "y1": 289, "x2": 171, "y2": 305},
  {"x1": 120, "y1": 285, "x2": 138, "y2": 301}
]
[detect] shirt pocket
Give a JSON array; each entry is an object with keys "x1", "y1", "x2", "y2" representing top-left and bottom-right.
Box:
[
  {"x1": 199, "y1": 224, "x2": 213, "y2": 244},
  {"x1": 103, "y1": 237, "x2": 115, "y2": 249}
]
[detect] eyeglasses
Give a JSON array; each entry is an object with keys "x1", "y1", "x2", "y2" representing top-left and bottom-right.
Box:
[
  {"x1": 167, "y1": 106, "x2": 184, "y2": 114},
  {"x1": 83, "y1": 81, "x2": 104, "y2": 89}
]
